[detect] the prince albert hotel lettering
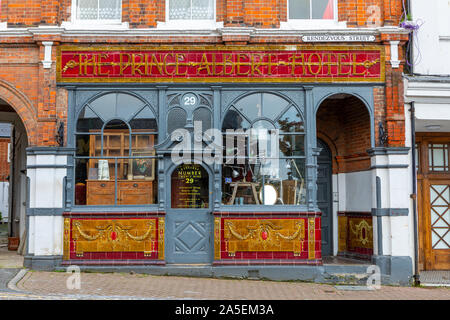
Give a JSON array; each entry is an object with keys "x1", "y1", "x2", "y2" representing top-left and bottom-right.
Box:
[{"x1": 58, "y1": 46, "x2": 384, "y2": 82}]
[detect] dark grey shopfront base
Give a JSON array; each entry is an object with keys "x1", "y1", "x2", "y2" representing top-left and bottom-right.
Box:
[{"x1": 24, "y1": 255, "x2": 413, "y2": 286}]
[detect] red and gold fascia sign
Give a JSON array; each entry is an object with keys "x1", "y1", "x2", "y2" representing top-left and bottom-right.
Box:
[
  {"x1": 63, "y1": 217, "x2": 164, "y2": 260},
  {"x1": 57, "y1": 45, "x2": 385, "y2": 83}
]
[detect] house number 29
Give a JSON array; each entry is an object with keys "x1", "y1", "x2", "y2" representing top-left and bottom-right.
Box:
[{"x1": 182, "y1": 93, "x2": 198, "y2": 107}]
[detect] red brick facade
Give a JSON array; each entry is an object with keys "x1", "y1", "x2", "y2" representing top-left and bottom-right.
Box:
[{"x1": 0, "y1": 0, "x2": 408, "y2": 155}]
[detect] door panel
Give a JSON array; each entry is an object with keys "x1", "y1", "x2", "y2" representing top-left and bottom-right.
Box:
[
  {"x1": 425, "y1": 182, "x2": 450, "y2": 270},
  {"x1": 165, "y1": 211, "x2": 213, "y2": 263},
  {"x1": 317, "y1": 139, "x2": 333, "y2": 256},
  {"x1": 165, "y1": 162, "x2": 213, "y2": 264}
]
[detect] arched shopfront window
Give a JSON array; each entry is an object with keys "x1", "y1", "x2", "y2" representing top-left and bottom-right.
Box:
[
  {"x1": 222, "y1": 92, "x2": 306, "y2": 206},
  {"x1": 74, "y1": 92, "x2": 158, "y2": 206}
]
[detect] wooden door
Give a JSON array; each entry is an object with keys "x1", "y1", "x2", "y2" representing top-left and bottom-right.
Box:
[
  {"x1": 421, "y1": 181, "x2": 450, "y2": 270},
  {"x1": 416, "y1": 134, "x2": 450, "y2": 270}
]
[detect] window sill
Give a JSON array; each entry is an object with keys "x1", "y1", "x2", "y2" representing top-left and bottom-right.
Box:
[
  {"x1": 280, "y1": 20, "x2": 347, "y2": 30},
  {"x1": 61, "y1": 21, "x2": 129, "y2": 30},
  {"x1": 156, "y1": 20, "x2": 224, "y2": 30}
]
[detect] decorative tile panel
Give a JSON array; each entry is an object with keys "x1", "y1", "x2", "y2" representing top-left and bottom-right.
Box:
[
  {"x1": 337, "y1": 212, "x2": 373, "y2": 257},
  {"x1": 214, "y1": 216, "x2": 322, "y2": 263},
  {"x1": 64, "y1": 217, "x2": 164, "y2": 261}
]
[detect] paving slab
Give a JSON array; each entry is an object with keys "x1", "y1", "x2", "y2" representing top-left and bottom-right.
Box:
[
  {"x1": 0, "y1": 247, "x2": 23, "y2": 268},
  {"x1": 0, "y1": 268, "x2": 21, "y2": 293},
  {"x1": 9, "y1": 270, "x2": 450, "y2": 300}
]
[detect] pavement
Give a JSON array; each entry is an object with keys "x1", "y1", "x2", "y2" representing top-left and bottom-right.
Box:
[
  {"x1": 0, "y1": 243, "x2": 449, "y2": 300},
  {"x1": 0, "y1": 268, "x2": 447, "y2": 300}
]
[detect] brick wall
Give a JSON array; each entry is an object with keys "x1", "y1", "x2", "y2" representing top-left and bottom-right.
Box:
[
  {"x1": 317, "y1": 95, "x2": 372, "y2": 174},
  {"x1": 0, "y1": 138, "x2": 10, "y2": 181},
  {"x1": 0, "y1": 0, "x2": 405, "y2": 28}
]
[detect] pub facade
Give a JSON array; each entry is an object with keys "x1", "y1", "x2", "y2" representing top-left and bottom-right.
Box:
[{"x1": 0, "y1": 0, "x2": 415, "y2": 285}]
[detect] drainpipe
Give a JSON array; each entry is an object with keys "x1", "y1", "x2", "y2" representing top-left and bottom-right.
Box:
[
  {"x1": 410, "y1": 102, "x2": 420, "y2": 286},
  {"x1": 8, "y1": 125, "x2": 15, "y2": 238}
]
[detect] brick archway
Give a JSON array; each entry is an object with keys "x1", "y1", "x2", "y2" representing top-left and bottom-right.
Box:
[
  {"x1": 316, "y1": 94, "x2": 372, "y2": 173},
  {"x1": 0, "y1": 79, "x2": 36, "y2": 145}
]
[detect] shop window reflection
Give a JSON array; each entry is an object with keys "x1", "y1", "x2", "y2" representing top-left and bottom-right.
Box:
[
  {"x1": 222, "y1": 93, "x2": 306, "y2": 206},
  {"x1": 74, "y1": 93, "x2": 158, "y2": 206}
]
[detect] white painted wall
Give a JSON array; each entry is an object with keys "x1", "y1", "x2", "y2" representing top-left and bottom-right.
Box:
[
  {"x1": 0, "y1": 182, "x2": 8, "y2": 223},
  {"x1": 28, "y1": 215, "x2": 63, "y2": 256},
  {"x1": 27, "y1": 154, "x2": 67, "y2": 256},
  {"x1": 338, "y1": 171, "x2": 372, "y2": 212},
  {"x1": 27, "y1": 155, "x2": 67, "y2": 208},
  {"x1": 411, "y1": 0, "x2": 450, "y2": 75},
  {"x1": 371, "y1": 151, "x2": 413, "y2": 259}
]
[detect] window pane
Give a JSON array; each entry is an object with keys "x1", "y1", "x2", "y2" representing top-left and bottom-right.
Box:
[
  {"x1": 75, "y1": 158, "x2": 116, "y2": 206},
  {"x1": 192, "y1": 0, "x2": 214, "y2": 19},
  {"x1": 77, "y1": 0, "x2": 98, "y2": 20},
  {"x1": 129, "y1": 107, "x2": 157, "y2": 131},
  {"x1": 262, "y1": 93, "x2": 289, "y2": 119},
  {"x1": 277, "y1": 106, "x2": 304, "y2": 133},
  {"x1": 77, "y1": 106, "x2": 103, "y2": 132},
  {"x1": 429, "y1": 144, "x2": 449, "y2": 171},
  {"x1": 90, "y1": 94, "x2": 117, "y2": 122},
  {"x1": 221, "y1": 158, "x2": 306, "y2": 205},
  {"x1": 169, "y1": 0, "x2": 191, "y2": 20},
  {"x1": 279, "y1": 134, "x2": 305, "y2": 157},
  {"x1": 116, "y1": 93, "x2": 145, "y2": 121},
  {"x1": 193, "y1": 107, "x2": 212, "y2": 131},
  {"x1": 167, "y1": 108, "x2": 187, "y2": 134},
  {"x1": 235, "y1": 93, "x2": 262, "y2": 121},
  {"x1": 222, "y1": 108, "x2": 250, "y2": 131},
  {"x1": 99, "y1": 0, "x2": 121, "y2": 20},
  {"x1": 171, "y1": 164, "x2": 209, "y2": 208},
  {"x1": 312, "y1": 0, "x2": 334, "y2": 19},
  {"x1": 289, "y1": 0, "x2": 310, "y2": 19}
]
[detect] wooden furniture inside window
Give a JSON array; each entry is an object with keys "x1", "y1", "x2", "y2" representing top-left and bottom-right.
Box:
[{"x1": 86, "y1": 129, "x2": 156, "y2": 205}]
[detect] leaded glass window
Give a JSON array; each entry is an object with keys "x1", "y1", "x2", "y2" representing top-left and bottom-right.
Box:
[
  {"x1": 169, "y1": 0, "x2": 214, "y2": 20},
  {"x1": 428, "y1": 144, "x2": 449, "y2": 172},
  {"x1": 76, "y1": 0, "x2": 122, "y2": 21}
]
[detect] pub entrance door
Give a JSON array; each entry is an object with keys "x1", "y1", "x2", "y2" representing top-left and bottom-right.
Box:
[{"x1": 165, "y1": 163, "x2": 214, "y2": 264}]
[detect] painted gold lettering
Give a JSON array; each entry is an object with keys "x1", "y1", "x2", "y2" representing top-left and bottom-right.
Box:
[
  {"x1": 236, "y1": 53, "x2": 250, "y2": 75},
  {"x1": 197, "y1": 53, "x2": 212, "y2": 75},
  {"x1": 322, "y1": 53, "x2": 338, "y2": 76},
  {"x1": 97, "y1": 54, "x2": 110, "y2": 76},
  {"x1": 251, "y1": 53, "x2": 264, "y2": 76},
  {"x1": 164, "y1": 53, "x2": 176, "y2": 75},
  {"x1": 132, "y1": 53, "x2": 145, "y2": 76},
  {"x1": 149, "y1": 54, "x2": 164, "y2": 75},
  {"x1": 289, "y1": 54, "x2": 305, "y2": 76},
  {"x1": 307, "y1": 53, "x2": 322, "y2": 75},
  {"x1": 338, "y1": 53, "x2": 351, "y2": 75},
  {"x1": 175, "y1": 53, "x2": 187, "y2": 76},
  {"x1": 223, "y1": 53, "x2": 234, "y2": 75},
  {"x1": 119, "y1": 53, "x2": 131, "y2": 75},
  {"x1": 352, "y1": 53, "x2": 366, "y2": 76},
  {"x1": 78, "y1": 54, "x2": 95, "y2": 76}
]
